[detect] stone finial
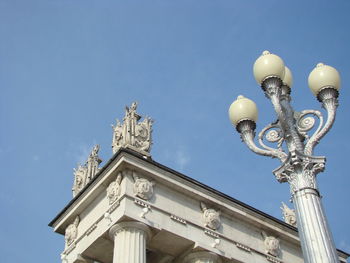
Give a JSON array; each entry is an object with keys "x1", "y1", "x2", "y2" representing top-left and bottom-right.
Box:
[
  {"x1": 65, "y1": 216, "x2": 80, "y2": 247},
  {"x1": 200, "y1": 202, "x2": 221, "y2": 231},
  {"x1": 72, "y1": 145, "x2": 102, "y2": 197},
  {"x1": 281, "y1": 202, "x2": 297, "y2": 227},
  {"x1": 261, "y1": 231, "x2": 280, "y2": 257},
  {"x1": 112, "y1": 102, "x2": 153, "y2": 155}
]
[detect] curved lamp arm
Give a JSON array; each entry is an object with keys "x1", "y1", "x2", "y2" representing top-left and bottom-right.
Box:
[
  {"x1": 304, "y1": 88, "x2": 338, "y2": 156},
  {"x1": 238, "y1": 120, "x2": 287, "y2": 161},
  {"x1": 263, "y1": 78, "x2": 304, "y2": 153}
]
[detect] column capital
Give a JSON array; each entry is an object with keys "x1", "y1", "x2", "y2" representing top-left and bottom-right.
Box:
[
  {"x1": 109, "y1": 221, "x2": 152, "y2": 241},
  {"x1": 184, "y1": 251, "x2": 222, "y2": 263}
]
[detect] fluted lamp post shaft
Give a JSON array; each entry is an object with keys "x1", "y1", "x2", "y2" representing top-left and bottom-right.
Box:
[{"x1": 229, "y1": 51, "x2": 341, "y2": 263}]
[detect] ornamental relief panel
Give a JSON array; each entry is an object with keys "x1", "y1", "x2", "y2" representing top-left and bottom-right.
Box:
[
  {"x1": 262, "y1": 231, "x2": 281, "y2": 257},
  {"x1": 132, "y1": 173, "x2": 155, "y2": 201},
  {"x1": 106, "y1": 172, "x2": 123, "y2": 205},
  {"x1": 200, "y1": 202, "x2": 221, "y2": 231},
  {"x1": 65, "y1": 216, "x2": 80, "y2": 248}
]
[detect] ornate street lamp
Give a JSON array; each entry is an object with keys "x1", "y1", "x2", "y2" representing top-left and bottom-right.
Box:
[{"x1": 229, "y1": 51, "x2": 341, "y2": 263}]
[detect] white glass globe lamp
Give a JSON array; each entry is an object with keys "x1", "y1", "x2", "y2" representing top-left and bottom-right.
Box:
[
  {"x1": 253, "y1": 51, "x2": 286, "y2": 85},
  {"x1": 308, "y1": 63, "x2": 341, "y2": 96},
  {"x1": 229, "y1": 95, "x2": 258, "y2": 126}
]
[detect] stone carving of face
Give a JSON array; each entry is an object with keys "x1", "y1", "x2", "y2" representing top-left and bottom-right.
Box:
[
  {"x1": 76, "y1": 173, "x2": 83, "y2": 185},
  {"x1": 65, "y1": 225, "x2": 77, "y2": 245},
  {"x1": 286, "y1": 214, "x2": 296, "y2": 225},
  {"x1": 134, "y1": 178, "x2": 154, "y2": 200},
  {"x1": 203, "y1": 209, "x2": 221, "y2": 230},
  {"x1": 264, "y1": 236, "x2": 280, "y2": 257},
  {"x1": 107, "y1": 180, "x2": 121, "y2": 204},
  {"x1": 65, "y1": 217, "x2": 79, "y2": 247}
]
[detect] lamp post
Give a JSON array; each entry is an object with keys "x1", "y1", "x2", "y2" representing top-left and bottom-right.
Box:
[{"x1": 229, "y1": 51, "x2": 341, "y2": 263}]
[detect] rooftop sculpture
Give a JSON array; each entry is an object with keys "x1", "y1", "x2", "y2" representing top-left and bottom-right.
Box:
[
  {"x1": 72, "y1": 103, "x2": 153, "y2": 197},
  {"x1": 112, "y1": 102, "x2": 153, "y2": 155},
  {"x1": 72, "y1": 145, "x2": 102, "y2": 197},
  {"x1": 281, "y1": 202, "x2": 297, "y2": 227}
]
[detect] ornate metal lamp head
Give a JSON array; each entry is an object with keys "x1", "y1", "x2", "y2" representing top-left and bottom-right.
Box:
[
  {"x1": 308, "y1": 63, "x2": 341, "y2": 102},
  {"x1": 228, "y1": 95, "x2": 258, "y2": 131},
  {"x1": 229, "y1": 51, "x2": 342, "y2": 263},
  {"x1": 253, "y1": 50, "x2": 286, "y2": 88}
]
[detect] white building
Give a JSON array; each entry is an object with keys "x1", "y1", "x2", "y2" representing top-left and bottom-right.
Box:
[{"x1": 49, "y1": 103, "x2": 349, "y2": 263}]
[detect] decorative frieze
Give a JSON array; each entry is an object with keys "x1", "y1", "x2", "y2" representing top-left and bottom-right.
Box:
[
  {"x1": 134, "y1": 198, "x2": 151, "y2": 208},
  {"x1": 86, "y1": 223, "x2": 97, "y2": 236},
  {"x1": 204, "y1": 229, "x2": 220, "y2": 238},
  {"x1": 236, "y1": 242, "x2": 251, "y2": 252},
  {"x1": 266, "y1": 255, "x2": 282, "y2": 263},
  {"x1": 170, "y1": 214, "x2": 187, "y2": 224},
  {"x1": 200, "y1": 202, "x2": 221, "y2": 231},
  {"x1": 107, "y1": 201, "x2": 120, "y2": 214}
]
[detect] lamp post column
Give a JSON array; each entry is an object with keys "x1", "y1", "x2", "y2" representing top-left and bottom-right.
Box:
[
  {"x1": 229, "y1": 51, "x2": 342, "y2": 263},
  {"x1": 274, "y1": 153, "x2": 339, "y2": 263},
  {"x1": 292, "y1": 182, "x2": 339, "y2": 263},
  {"x1": 109, "y1": 221, "x2": 151, "y2": 263}
]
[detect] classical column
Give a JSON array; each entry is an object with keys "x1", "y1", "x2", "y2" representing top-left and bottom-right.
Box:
[
  {"x1": 184, "y1": 251, "x2": 222, "y2": 263},
  {"x1": 109, "y1": 221, "x2": 151, "y2": 263}
]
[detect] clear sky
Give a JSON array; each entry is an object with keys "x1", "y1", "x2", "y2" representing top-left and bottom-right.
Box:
[{"x1": 1, "y1": 0, "x2": 349, "y2": 262}]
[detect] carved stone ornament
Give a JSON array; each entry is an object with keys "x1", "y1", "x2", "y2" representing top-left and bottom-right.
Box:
[
  {"x1": 281, "y1": 202, "x2": 297, "y2": 227},
  {"x1": 72, "y1": 145, "x2": 102, "y2": 197},
  {"x1": 262, "y1": 231, "x2": 280, "y2": 257},
  {"x1": 112, "y1": 102, "x2": 153, "y2": 154},
  {"x1": 106, "y1": 173, "x2": 123, "y2": 204},
  {"x1": 72, "y1": 165, "x2": 87, "y2": 195},
  {"x1": 200, "y1": 202, "x2": 221, "y2": 230},
  {"x1": 65, "y1": 216, "x2": 80, "y2": 247},
  {"x1": 133, "y1": 173, "x2": 155, "y2": 200}
]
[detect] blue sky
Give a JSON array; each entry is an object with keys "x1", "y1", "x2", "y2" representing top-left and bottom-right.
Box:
[{"x1": 1, "y1": 0, "x2": 350, "y2": 262}]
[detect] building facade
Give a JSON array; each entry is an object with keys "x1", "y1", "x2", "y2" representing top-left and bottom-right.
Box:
[{"x1": 49, "y1": 103, "x2": 349, "y2": 263}]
